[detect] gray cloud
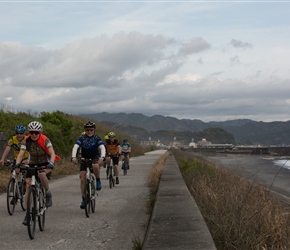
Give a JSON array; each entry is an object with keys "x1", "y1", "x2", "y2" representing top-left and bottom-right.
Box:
[
  {"x1": 178, "y1": 37, "x2": 210, "y2": 56},
  {"x1": 230, "y1": 39, "x2": 252, "y2": 49},
  {"x1": 0, "y1": 31, "x2": 290, "y2": 123}
]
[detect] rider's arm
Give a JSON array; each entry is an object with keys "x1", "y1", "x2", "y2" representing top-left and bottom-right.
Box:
[
  {"x1": 99, "y1": 144, "x2": 106, "y2": 159},
  {"x1": 0, "y1": 145, "x2": 11, "y2": 165},
  {"x1": 72, "y1": 144, "x2": 80, "y2": 158},
  {"x1": 15, "y1": 148, "x2": 25, "y2": 165},
  {"x1": 47, "y1": 146, "x2": 56, "y2": 164}
]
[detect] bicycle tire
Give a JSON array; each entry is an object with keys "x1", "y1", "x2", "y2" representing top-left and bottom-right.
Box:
[
  {"x1": 7, "y1": 178, "x2": 16, "y2": 216},
  {"x1": 20, "y1": 179, "x2": 26, "y2": 211},
  {"x1": 84, "y1": 179, "x2": 91, "y2": 218},
  {"x1": 91, "y1": 178, "x2": 96, "y2": 213},
  {"x1": 38, "y1": 188, "x2": 46, "y2": 231},
  {"x1": 123, "y1": 157, "x2": 128, "y2": 176},
  {"x1": 27, "y1": 187, "x2": 37, "y2": 239},
  {"x1": 106, "y1": 167, "x2": 109, "y2": 180}
]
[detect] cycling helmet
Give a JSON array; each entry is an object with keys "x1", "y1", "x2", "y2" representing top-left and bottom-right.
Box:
[
  {"x1": 14, "y1": 124, "x2": 26, "y2": 133},
  {"x1": 108, "y1": 132, "x2": 115, "y2": 137},
  {"x1": 84, "y1": 121, "x2": 95, "y2": 129},
  {"x1": 104, "y1": 135, "x2": 109, "y2": 140},
  {"x1": 123, "y1": 138, "x2": 128, "y2": 142},
  {"x1": 28, "y1": 121, "x2": 43, "y2": 132}
]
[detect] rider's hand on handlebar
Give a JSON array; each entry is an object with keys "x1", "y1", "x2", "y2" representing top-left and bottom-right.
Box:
[
  {"x1": 46, "y1": 163, "x2": 54, "y2": 169},
  {"x1": 71, "y1": 157, "x2": 77, "y2": 165},
  {"x1": 13, "y1": 163, "x2": 21, "y2": 169}
]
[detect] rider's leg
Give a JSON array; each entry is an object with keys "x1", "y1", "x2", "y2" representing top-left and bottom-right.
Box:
[{"x1": 39, "y1": 169, "x2": 52, "y2": 207}]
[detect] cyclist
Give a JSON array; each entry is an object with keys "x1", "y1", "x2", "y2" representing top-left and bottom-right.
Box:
[
  {"x1": 71, "y1": 121, "x2": 106, "y2": 209},
  {"x1": 0, "y1": 125, "x2": 29, "y2": 204},
  {"x1": 102, "y1": 134, "x2": 109, "y2": 169},
  {"x1": 0, "y1": 124, "x2": 29, "y2": 167},
  {"x1": 105, "y1": 132, "x2": 121, "y2": 184},
  {"x1": 15, "y1": 121, "x2": 56, "y2": 225},
  {"x1": 120, "y1": 138, "x2": 131, "y2": 170}
]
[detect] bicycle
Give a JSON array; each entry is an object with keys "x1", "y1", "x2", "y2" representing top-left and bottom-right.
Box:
[
  {"x1": 23, "y1": 164, "x2": 47, "y2": 240},
  {"x1": 80, "y1": 158, "x2": 96, "y2": 218},
  {"x1": 6, "y1": 160, "x2": 26, "y2": 215},
  {"x1": 121, "y1": 154, "x2": 129, "y2": 176},
  {"x1": 106, "y1": 156, "x2": 115, "y2": 189}
]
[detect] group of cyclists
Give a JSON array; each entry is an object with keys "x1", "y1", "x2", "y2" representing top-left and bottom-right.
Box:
[{"x1": 0, "y1": 120, "x2": 132, "y2": 220}]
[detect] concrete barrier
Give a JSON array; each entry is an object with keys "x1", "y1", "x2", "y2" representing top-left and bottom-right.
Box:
[
  {"x1": 143, "y1": 154, "x2": 216, "y2": 250},
  {"x1": 0, "y1": 132, "x2": 14, "y2": 161}
]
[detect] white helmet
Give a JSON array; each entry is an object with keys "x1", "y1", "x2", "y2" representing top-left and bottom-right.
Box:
[{"x1": 28, "y1": 121, "x2": 43, "y2": 132}]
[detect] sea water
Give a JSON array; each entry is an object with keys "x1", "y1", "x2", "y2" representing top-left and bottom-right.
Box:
[{"x1": 273, "y1": 159, "x2": 290, "y2": 170}]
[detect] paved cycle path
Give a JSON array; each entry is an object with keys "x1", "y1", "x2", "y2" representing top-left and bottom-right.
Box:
[
  {"x1": 0, "y1": 150, "x2": 166, "y2": 249},
  {"x1": 0, "y1": 150, "x2": 216, "y2": 249}
]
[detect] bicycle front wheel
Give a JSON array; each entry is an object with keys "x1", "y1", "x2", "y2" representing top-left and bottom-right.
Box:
[
  {"x1": 123, "y1": 161, "x2": 128, "y2": 176},
  {"x1": 7, "y1": 178, "x2": 17, "y2": 216},
  {"x1": 38, "y1": 188, "x2": 46, "y2": 231},
  {"x1": 27, "y1": 187, "x2": 37, "y2": 239},
  {"x1": 20, "y1": 179, "x2": 26, "y2": 211},
  {"x1": 84, "y1": 179, "x2": 91, "y2": 218}
]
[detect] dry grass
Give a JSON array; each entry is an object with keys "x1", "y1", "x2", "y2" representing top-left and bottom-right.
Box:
[
  {"x1": 146, "y1": 151, "x2": 170, "y2": 214},
  {"x1": 172, "y1": 149, "x2": 290, "y2": 250}
]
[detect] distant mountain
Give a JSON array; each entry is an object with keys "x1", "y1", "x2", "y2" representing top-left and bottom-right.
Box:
[{"x1": 81, "y1": 112, "x2": 290, "y2": 145}]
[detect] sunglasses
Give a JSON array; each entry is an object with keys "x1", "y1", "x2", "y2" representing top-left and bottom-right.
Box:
[
  {"x1": 15, "y1": 133, "x2": 24, "y2": 135},
  {"x1": 29, "y1": 131, "x2": 40, "y2": 135},
  {"x1": 85, "y1": 129, "x2": 94, "y2": 132}
]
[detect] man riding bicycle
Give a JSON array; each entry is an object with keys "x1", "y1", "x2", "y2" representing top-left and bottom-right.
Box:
[
  {"x1": 105, "y1": 132, "x2": 121, "y2": 184},
  {"x1": 0, "y1": 125, "x2": 29, "y2": 205},
  {"x1": 71, "y1": 121, "x2": 106, "y2": 209},
  {"x1": 15, "y1": 121, "x2": 56, "y2": 225},
  {"x1": 120, "y1": 138, "x2": 131, "y2": 170}
]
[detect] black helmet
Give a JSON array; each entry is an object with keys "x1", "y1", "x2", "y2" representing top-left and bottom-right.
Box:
[{"x1": 84, "y1": 121, "x2": 95, "y2": 129}]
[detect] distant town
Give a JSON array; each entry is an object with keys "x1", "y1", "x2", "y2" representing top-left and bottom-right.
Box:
[{"x1": 140, "y1": 138, "x2": 290, "y2": 156}]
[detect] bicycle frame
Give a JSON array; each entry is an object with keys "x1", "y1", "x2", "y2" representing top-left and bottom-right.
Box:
[
  {"x1": 122, "y1": 155, "x2": 128, "y2": 176},
  {"x1": 81, "y1": 158, "x2": 96, "y2": 218},
  {"x1": 25, "y1": 165, "x2": 47, "y2": 240},
  {"x1": 6, "y1": 165, "x2": 26, "y2": 215},
  {"x1": 107, "y1": 156, "x2": 115, "y2": 189}
]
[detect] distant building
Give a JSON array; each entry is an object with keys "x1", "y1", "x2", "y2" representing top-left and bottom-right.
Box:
[
  {"x1": 140, "y1": 140, "x2": 157, "y2": 147},
  {"x1": 169, "y1": 141, "x2": 182, "y2": 148},
  {"x1": 197, "y1": 138, "x2": 212, "y2": 148},
  {"x1": 189, "y1": 142, "x2": 197, "y2": 148}
]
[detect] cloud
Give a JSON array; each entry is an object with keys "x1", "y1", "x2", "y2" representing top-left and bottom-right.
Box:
[
  {"x1": 0, "y1": 2, "x2": 290, "y2": 123},
  {"x1": 178, "y1": 37, "x2": 210, "y2": 56},
  {"x1": 230, "y1": 39, "x2": 252, "y2": 49}
]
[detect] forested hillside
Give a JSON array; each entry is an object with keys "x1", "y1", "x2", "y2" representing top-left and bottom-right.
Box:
[
  {"x1": 0, "y1": 110, "x2": 145, "y2": 159},
  {"x1": 83, "y1": 112, "x2": 290, "y2": 145}
]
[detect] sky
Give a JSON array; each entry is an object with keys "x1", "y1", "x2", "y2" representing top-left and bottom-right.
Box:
[{"x1": 1, "y1": 0, "x2": 290, "y2": 123}]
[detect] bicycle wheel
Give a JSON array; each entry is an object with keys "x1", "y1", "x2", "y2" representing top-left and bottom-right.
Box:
[
  {"x1": 84, "y1": 179, "x2": 91, "y2": 218},
  {"x1": 38, "y1": 188, "x2": 46, "y2": 231},
  {"x1": 7, "y1": 178, "x2": 17, "y2": 216},
  {"x1": 20, "y1": 179, "x2": 26, "y2": 211},
  {"x1": 27, "y1": 187, "x2": 37, "y2": 239},
  {"x1": 123, "y1": 160, "x2": 128, "y2": 176},
  {"x1": 91, "y1": 178, "x2": 96, "y2": 213},
  {"x1": 106, "y1": 167, "x2": 109, "y2": 180}
]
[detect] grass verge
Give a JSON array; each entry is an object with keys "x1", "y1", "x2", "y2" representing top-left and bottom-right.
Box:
[{"x1": 172, "y1": 149, "x2": 290, "y2": 249}]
